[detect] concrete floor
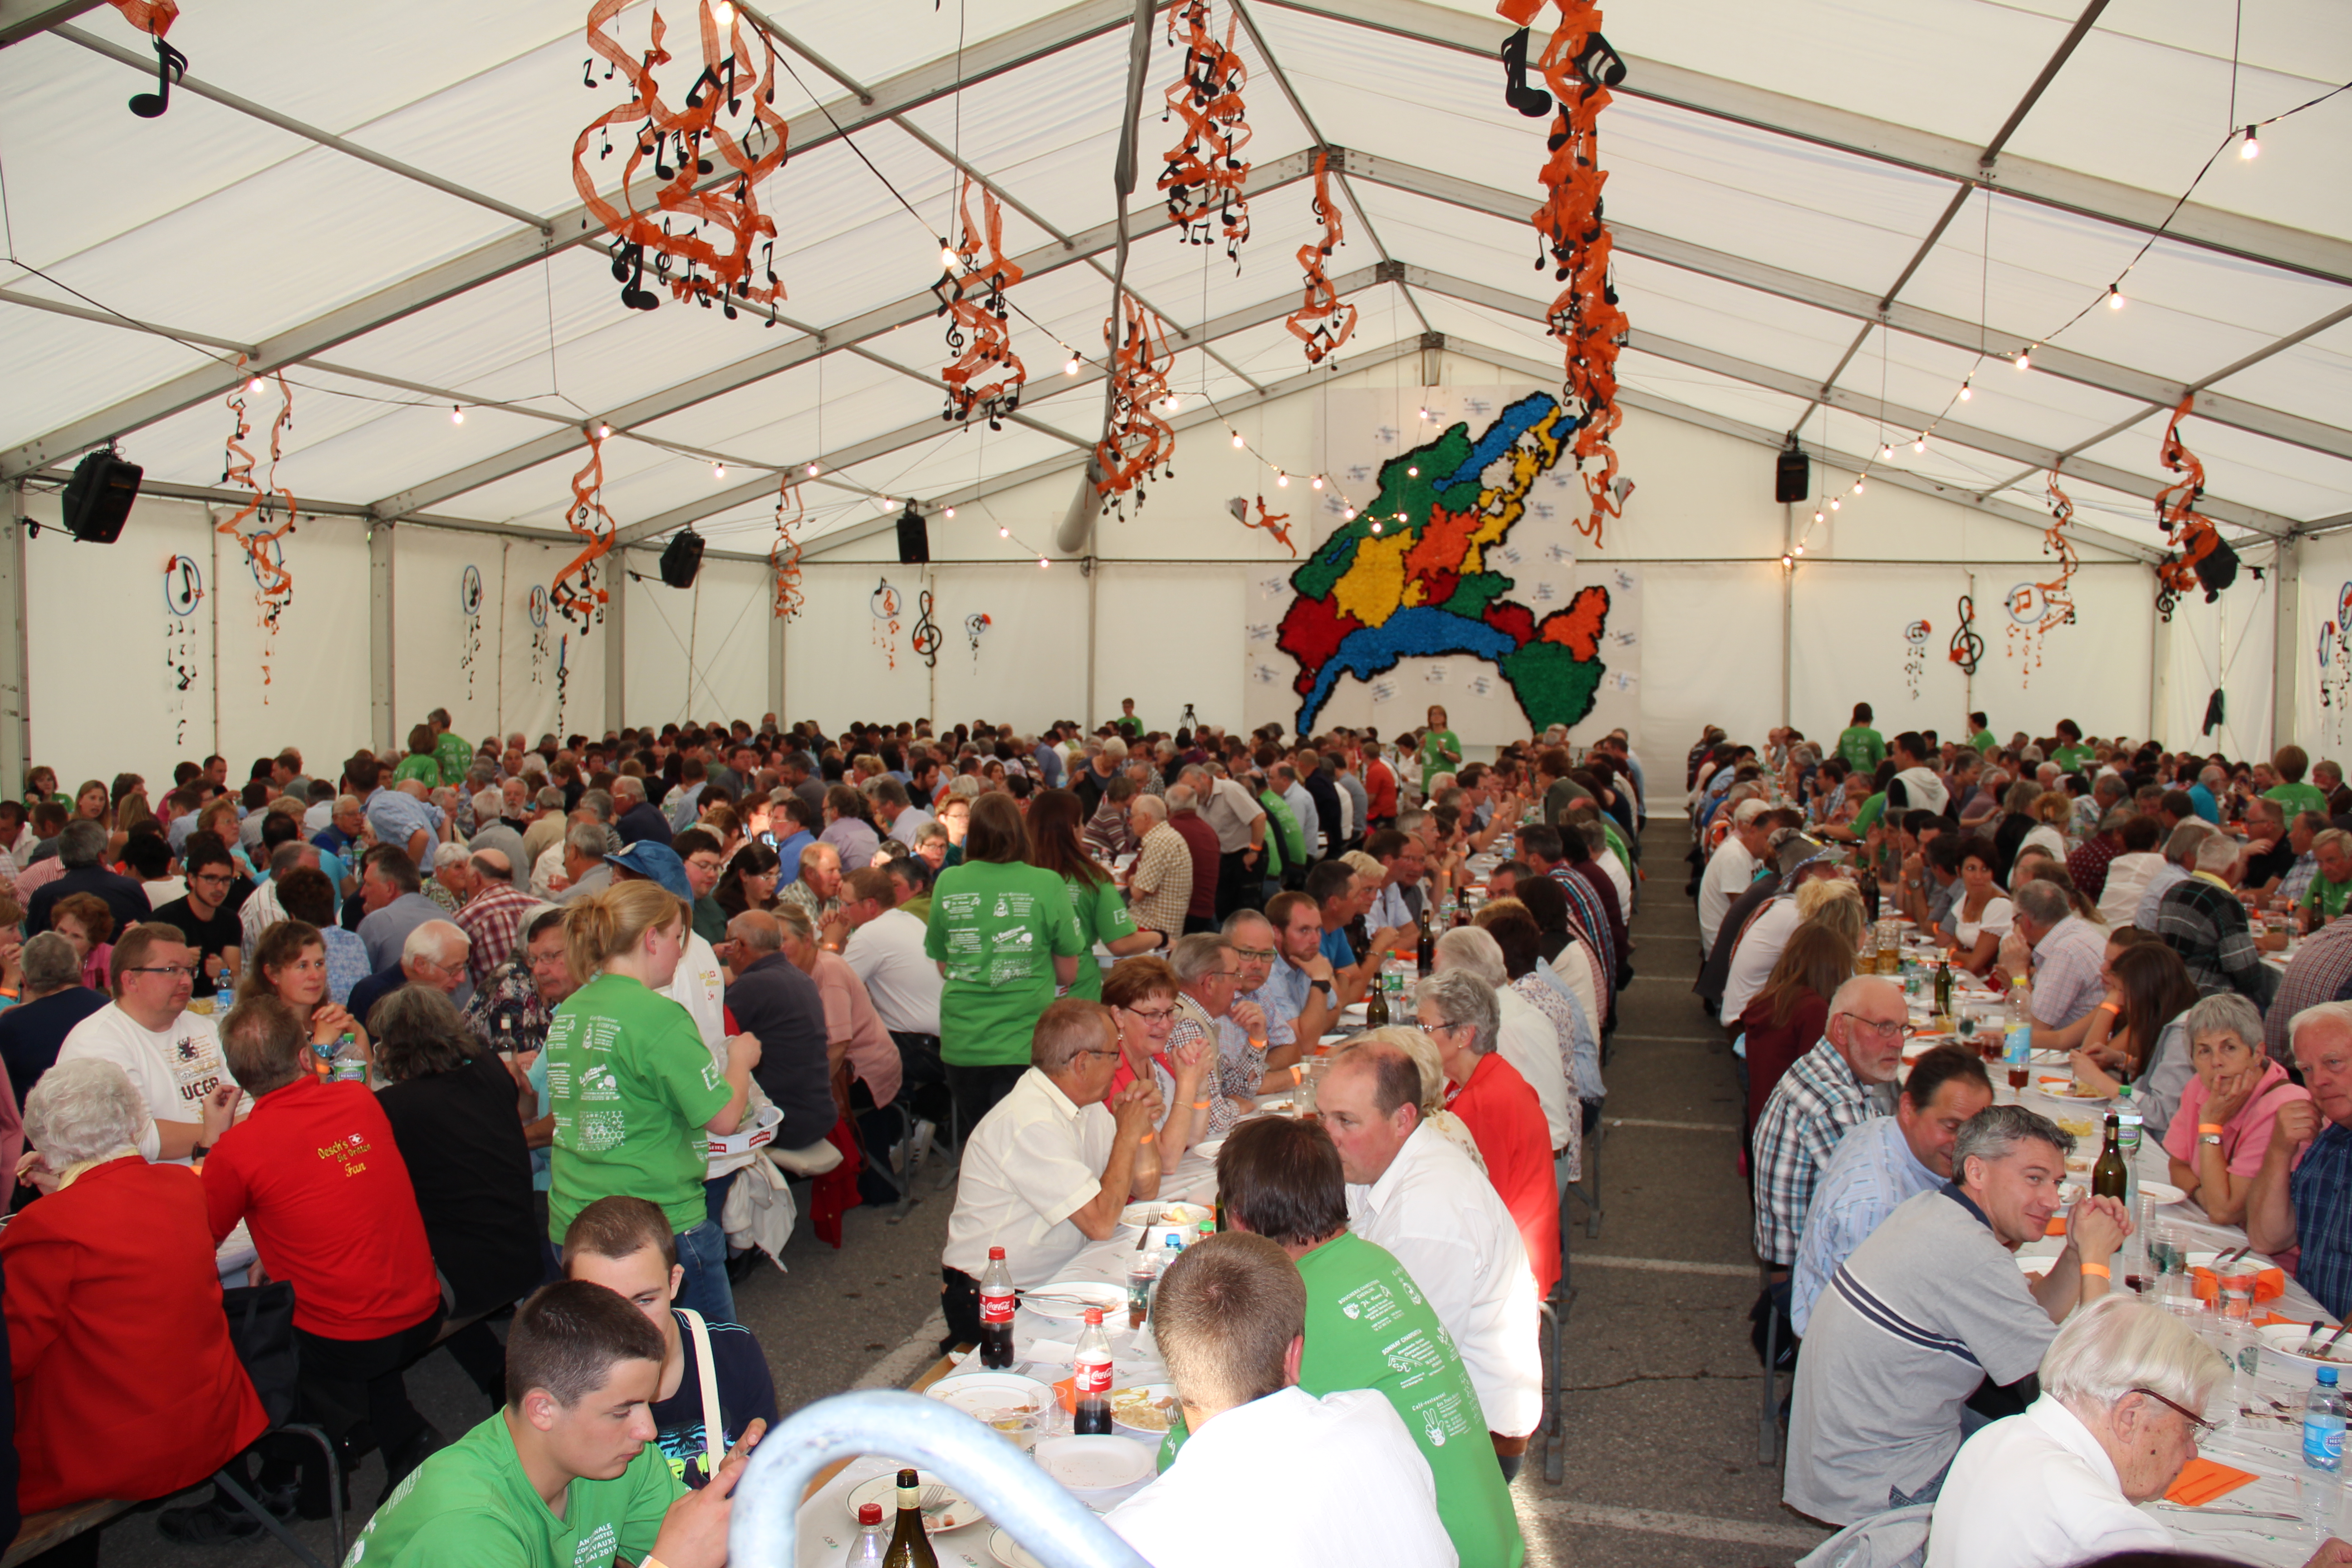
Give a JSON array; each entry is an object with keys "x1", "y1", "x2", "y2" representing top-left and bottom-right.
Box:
[{"x1": 81, "y1": 817, "x2": 1832, "y2": 1567}]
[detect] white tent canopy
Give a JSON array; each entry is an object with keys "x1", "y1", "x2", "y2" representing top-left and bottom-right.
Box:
[{"x1": 1, "y1": 0, "x2": 2345, "y2": 777}]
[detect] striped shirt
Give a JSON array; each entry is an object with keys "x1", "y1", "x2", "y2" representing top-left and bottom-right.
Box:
[
  {"x1": 1789, "y1": 1117, "x2": 1941, "y2": 1334},
  {"x1": 2267, "y1": 916, "x2": 2352, "y2": 1063},
  {"x1": 2155, "y1": 873, "x2": 2274, "y2": 1003}
]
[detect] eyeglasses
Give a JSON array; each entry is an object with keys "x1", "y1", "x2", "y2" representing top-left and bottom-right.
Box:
[
  {"x1": 1074, "y1": 1047, "x2": 1123, "y2": 1063},
  {"x1": 125, "y1": 964, "x2": 201, "y2": 980},
  {"x1": 1230, "y1": 946, "x2": 1275, "y2": 962},
  {"x1": 2131, "y1": 1386, "x2": 2214, "y2": 1436},
  {"x1": 1119, "y1": 1005, "x2": 1177, "y2": 1023},
  {"x1": 1835, "y1": 1014, "x2": 1915, "y2": 1042},
  {"x1": 191, "y1": 872, "x2": 235, "y2": 887}
]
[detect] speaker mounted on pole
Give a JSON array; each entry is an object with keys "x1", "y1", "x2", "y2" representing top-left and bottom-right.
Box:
[
  {"x1": 1773, "y1": 436, "x2": 1809, "y2": 505},
  {"x1": 658, "y1": 529, "x2": 705, "y2": 588},
  {"x1": 61, "y1": 445, "x2": 143, "y2": 544},
  {"x1": 896, "y1": 500, "x2": 931, "y2": 565}
]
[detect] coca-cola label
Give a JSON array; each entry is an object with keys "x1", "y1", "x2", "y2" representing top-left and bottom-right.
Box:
[
  {"x1": 980, "y1": 1290, "x2": 1015, "y2": 1324},
  {"x1": 1077, "y1": 1357, "x2": 1112, "y2": 1396}
]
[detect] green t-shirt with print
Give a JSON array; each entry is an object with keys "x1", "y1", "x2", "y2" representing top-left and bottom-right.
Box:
[
  {"x1": 926, "y1": 860, "x2": 1085, "y2": 1067},
  {"x1": 343, "y1": 1406, "x2": 682, "y2": 1568},
  {"x1": 2306, "y1": 870, "x2": 2352, "y2": 924},
  {"x1": 1968, "y1": 728, "x2": 1997, "y2": 755},
  {"x1": 392, "y1": 753, "x2": 440, "y2": 788},
  {"x1": 1417, "y1": 729, "x2": 1462, "y2": 793},
  {"x1": 1113, "y1": 715, "x2": 1143, "y2": 739},
  {"x1": 2050, "y1": 743, "x2": 2096, "y2": 773},
  {"x1": 544, "y1": 971, "x2": 732, "y2": 1240},
  {"x1": 434, "y1": 730, "x2": 477, "y2": 788},
  {"x1": 1257, "y1": 789, "x2": 1303, "y2": 875},
  {"x1": 1159, "y1": 1233, "x2": 1524, "y2": 1567},
  {"x1": 2268, "y1": 781, "x2": 2331, "y2": 822},
  {"x1": 1835, "y1": 726, "x2": 1885, "y2": 773},
  {"x1": 1058, "y1": 871, "x2": 1137, "y2": 1003}
]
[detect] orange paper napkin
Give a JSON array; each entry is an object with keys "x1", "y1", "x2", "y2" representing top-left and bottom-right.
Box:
[
  {"x1": 2165, "y1": 1457, "x2": 2259, "y2": 1507},
  {"x1": 2191, "y1": 1265, "x2": 2286, "y2": 1303}
]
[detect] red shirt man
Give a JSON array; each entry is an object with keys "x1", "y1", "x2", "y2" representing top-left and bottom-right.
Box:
[
  {"x1": 1167, "y1": 794, "x2": 1223, "y2": 927},
  {"x1": 1365, "y1": 754, "x2": 1399, "y2": 827}
]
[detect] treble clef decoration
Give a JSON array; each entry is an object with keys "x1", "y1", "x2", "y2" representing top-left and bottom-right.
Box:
[
  {"x1": 1948, "y1": 593, "x2": 1984, "y2": 676},
  {"x1": 909, "y1": 589, "x2": 941, "y2": 669}
]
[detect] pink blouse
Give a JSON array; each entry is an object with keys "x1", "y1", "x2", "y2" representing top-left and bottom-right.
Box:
[
  {"x1": 810, "y1": 950, "x2": 902, "y2": 1108},
  {"x1": 2162, "y1": 1058, "x2": 2309, "y2": 1176}
]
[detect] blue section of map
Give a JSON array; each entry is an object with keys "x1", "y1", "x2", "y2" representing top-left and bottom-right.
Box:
[
  {"x1": 1297, "y1": 606, "x2": 1521, "y2": 733},
  {"x1": 1436, "y1": 392, "x2": 1570, "y2": 491}
]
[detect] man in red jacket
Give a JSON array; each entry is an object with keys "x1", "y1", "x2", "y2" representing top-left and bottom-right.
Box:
[{"x1": 195, "y1": 995, "x2": 445, "y2": 1529}]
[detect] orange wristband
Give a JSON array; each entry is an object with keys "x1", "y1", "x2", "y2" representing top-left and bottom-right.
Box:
[
  {"x1": 2079, "y1": 1262, "x2": 2110, "y2": 1279},
  {"x1": 1138, "y1": 1131, "x2": 1155, "y2": 1145},
  {"x1": 1191, "y1": 1099, "x2": 1211, "y2": 1111},
  {"x1": 2097, "y1": 1001, "x2": 2122, "y2": 1015},
  {"x1": 2200, "y1": 1123, "x2": 2224, "y2": 1136}
]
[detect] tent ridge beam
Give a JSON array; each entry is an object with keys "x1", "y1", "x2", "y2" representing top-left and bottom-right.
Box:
[
  {"x1": 52, "y1": 24, "x2": 552, "y2": 232},
  {"x1": 1259, "y1": 0, "x2": 2352, "y2": 286},
  {"x1": 0, "y1": 0, "x2": 110, "y2": 49},
  {"x1": 0, "y1": 0, "x2": 1162, "y2": 485}
]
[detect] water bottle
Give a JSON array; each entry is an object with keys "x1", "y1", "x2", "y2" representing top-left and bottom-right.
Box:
[
  {"x1": 1072, "y1": 1308, "x2": 1114, "y2": 1435},
  {"x1": 327, "y1": 1031, "x2": 367, "y2": 1085},
  {"x1": 2003, "y1": 978, "x2": 2032, "y2": 1093},
  {"x1": 845, "y1": 1501, "x2": 890, "y2": 1568},
  {"x1": 2307, "y1": 1367, "x2": 2346, "y2": 1472}
]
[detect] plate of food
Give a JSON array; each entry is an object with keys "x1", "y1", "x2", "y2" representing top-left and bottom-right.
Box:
[
  {"x1": 926, "y1": 1371, "x2": 1055, "y2": 1446},
  {"x1": 2259, "y1": 1322, "x2": 2352, "y2": 1370},
  {"x1": 1020, "y1": 1279, "x2": 1127, "y2": 1322},
  {"x1": 1110, "y1": 1382, "x2": 1181, "y2": 1437},
  {"x1": 1118, "y1": 1200, "x2": 1214, "y2": 1232},
  {"x1": 847, "y1": 1471, "x2": 980, "y2": 1534}
]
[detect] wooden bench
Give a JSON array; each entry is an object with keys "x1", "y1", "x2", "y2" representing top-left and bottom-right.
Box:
[{"x1": 2, "y1": 1497, "x2": 137, "y2": 1567}]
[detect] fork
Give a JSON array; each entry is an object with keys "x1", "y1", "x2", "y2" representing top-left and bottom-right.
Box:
[{"x1": 917, "y1": 1483, "x2": 955, "y2": 1514}]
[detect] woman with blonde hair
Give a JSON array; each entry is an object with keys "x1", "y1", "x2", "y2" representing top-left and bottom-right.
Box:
[
  {"x1": 544, "y1": 879, "x2": 760, "y2": 1325},
  {"x1": 2021, "y1": 789, "x2": 2073, "y2": 862},
  {"x1": 1355, "y1": 1024, "x2": 1486, "y2": 1174},
  {"x1": 1793, "y1": 877, "x2": 1867, "y2": 952}
]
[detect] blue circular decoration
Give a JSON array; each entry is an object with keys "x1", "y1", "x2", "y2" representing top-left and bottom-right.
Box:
[
  {"x1": 527, "y1": 584, "x2": 549, "y2": 628},
  {"x1": 461, "y1": 564, "x2": 484, "y2": 617},
  {"x1": 163, "y1": 554, "x2": 203, "y2": 617},
  {"x1": 245, "y1": 534, "x2": 284, "y2": 590},
  {"x1": 2005, "y1": 581, "x2": 2051, "y2": 627}
]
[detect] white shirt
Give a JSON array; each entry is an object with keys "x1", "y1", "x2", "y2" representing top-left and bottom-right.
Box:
[
  {"x1": 842, "y1": 907, "x2": 942, "y2": 1036},
  {"x1": 1495, "y1": 985, "x2": 1573, "y2": 1150},
  {"x1": 1698, "y1": 837, "x2": 1759, "y2": 954},
  {"x1": 1370, "y1": 877, "x2": 1413, "y2": 932},
  {"x1": 1595, "y1": 839, "x2": 1633, "y2": 913},
  {"x1": 1926, "y1": 1396, "x2": 2171, "y2": 1568},
  {"x1": 1722, "y1": 895, "x2": 1803, "y2": 1025},
  {"x1": 57, "y1": 1004, "x2": 236, "y2": 1164},
  {"x1": 240, "y1": 877, "x2": 287, "y2": 956},
  {"x1": 943, "y1": 1067, "x2": 1116, "y2": 1286},
  {"x1": 888, "y1": 805, "x2": 933, "y2": 846},
  {"x1": 530, "y1": 841, "x2": 567, "y2": 900},
  {"x1": 1108, "y1": 1387, "x2": 1455, "y2": 1568},
  {"x1": 2096, "y1": 851, "x2": 2166, "y2": 928},
  {"x1": 662, "y1": 932, "x2": 753, "y2": 1180},
  {"x1": 1348, "y1": 1122, "x2": 1543, "y2": 1436}
]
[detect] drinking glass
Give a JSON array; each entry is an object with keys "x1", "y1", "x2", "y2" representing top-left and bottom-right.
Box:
[{"x1": 2218, "y1": 1262, "x2": 2262, "y2": 1323}]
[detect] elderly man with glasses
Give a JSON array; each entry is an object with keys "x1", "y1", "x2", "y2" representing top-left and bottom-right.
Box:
[
  {"x1": 1752, "y1": 975, "x2": 1911, "y2": 1283},
  {"x1": 1787, "y1": 1104, "x2": 2128, "y2": 1525},
  {"x1": 1166, "y1": 932, "x2": 1265, "y2": 1133},
  {"x1": 1929, "y1": 1296, "x2": 2352, "y2": 1568},
  {"x1": 937, "y1": 999, "x2": 1163, "y2": 1351}
]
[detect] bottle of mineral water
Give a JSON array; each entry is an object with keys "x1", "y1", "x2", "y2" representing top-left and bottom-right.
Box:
[{"x1": 2306, "y1": 1366, "x2": 2346, "y2": 1473}]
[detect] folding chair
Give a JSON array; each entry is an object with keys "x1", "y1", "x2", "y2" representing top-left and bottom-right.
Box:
[
  {"x1": 1567, "y1": 1098, "x2": 1605, "y2": 1238},
  {"x1": 219, "y1": 1282, "x2": 345, "y2": 1568}
]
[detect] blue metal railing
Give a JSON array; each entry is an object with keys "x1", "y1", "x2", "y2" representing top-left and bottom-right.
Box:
[{"x1": 730, "y1": 1389, "x2": 1156, "y2": 1568}]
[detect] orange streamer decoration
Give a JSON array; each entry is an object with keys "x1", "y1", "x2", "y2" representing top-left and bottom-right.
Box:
[
  {"x1": 2006, "y1": 469, "x2": 2081, "y2": 683},
  {"x1": 1527, "y1": 0, "x2": 1628, "y2": 546},
  {"x1": 551, "y1": 431, "x2": 616, "y2": 631},
  {"x1": 217, "y1": 357, "x2": 297, "y2": 694},
  {"x1": 769, "y1": 475, "x2": 805, "y2": 620},
  {"x1": 933, "y1": 180, "x2": 1028, "y2": 431},
  {"x1": 1284, "y1": 152, "x2": 1357, "y2": 364},
  {"x1": 1093, "y1": 294, "x2": 1178, "y2": 517},
  {"x1": 106, "y1": 0, "x2": 177, "y2": 33},
  {"x1": 2151, "y1": 394, "x2": 2239, "y2": 621},
  {"x1": 1159, "y1": 0, "x2": 1251, "y2": 268},
  {"x1": 573, "y1": 0, "x2": 789, "y2": 321},
  {"x1": 1229, "y1": 494, "x2": 1296, "y2": 555}
]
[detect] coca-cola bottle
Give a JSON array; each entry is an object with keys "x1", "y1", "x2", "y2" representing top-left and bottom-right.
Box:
[
  {"x1": 1072, "y1": 1307, "x2": 1114, "y2": 1434},
  {"x1": 977, "y1": 1246, "x2": 1016, "y2": 1369}
]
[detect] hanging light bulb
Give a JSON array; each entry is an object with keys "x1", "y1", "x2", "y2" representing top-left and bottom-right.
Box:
[
  {"x1": 1416, "y1": 407, "x2": 1431, "y2": 421},
  {"x1": 1879, "y1": 443, "x2": 1893, "y2": 461},
  {"x1": 2015, "y1": 350, "x2": 2032, "y2": 372},
  {"x1": 999, "y1": 525, "x2": 1010, "y2": 538},
  {"x1": 713, "y1": 0, "x2": 735, "y2": 23},
  {"x1": 2107, "y1": 285, "x2": 2125, "y2": 310},
  {"x1": 451, "y1": 405, "x2": 466, "y2": 425},
  {"x1": 1913, "y1": 437, "x2": 1926, "y2": 453},
  {"x1": 1064, "y1": 357, "x2": 1081, "y2": 377},
  {"x1": 1959, "y1": 378, "x2": 1974, "y2": 401},
  {"x1": 1853, "y1": 480, "x2": 1866, "y2": 495},
  {"x1": 1232, "y1": 431, "x2": 1245, "y2": 448},
  {"x1": 1813, "y1": 510, "x2": 1824, "y2": 524},
  {"x1": 1794, "y1": 543, "x2": 1806, "y2": 556},
  {"x1": 1830, "y1": 497, "x2": 1842, "y2": 511},
  {"x1": 1406, "y1": 465, "x2": 1418, "y2": 477},
  {"x1": 1164, "y1": 392, "x2": 1181, "y2": 413},
  {"x1": 1038, "y1": 555, "x2": 1049, "y2": 568},
  {"x1": 940, "y1": 245, "x2": 959, "y2": 270},
  {"x1": 1275, "y1": 471, "x2": 1289, "y2": 487},
  {"x1": 806, "y1": 461, "x2": 820, "y2": 476},
  {"x1": 1343, "y1": 507, "x2": 1357, "y2": 520},
  {"x1": 1780, "y1": 552, "x2": 1793, "y2": 568},
  {"x1": 246, "y1": 377, "x2": 264, "y2": 394},
  {"x1": 1368, "y1": 518, "x2": 1382, "y2": 534},
  {"x1": 944, "y1": 505, "x2": 956, "y2": 519},
  {"x1": 1311, "y1": 475, "x2": 1324, "y2": 490},
  {"x1": 2240, "y1": 125, "x2": 2260, "y2": 159},
  {"x1": 713, "y1": 461, "x2": 726, "y2": 480},
  {"x1": 598, "y1": 422, "x2": 612, "y2": 439}
]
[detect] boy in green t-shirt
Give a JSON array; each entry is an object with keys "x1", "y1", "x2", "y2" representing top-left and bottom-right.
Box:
[
  {"x1": 1159, "y1": 1119, "x2": 1524, "y2": 1567},
  {"x1": 346, "y1": 1279, "x2": 760, "y2": 1568},
  {"x1": 2303, "y1": 828, "x2": 2352, "y2": 928},
  {"x1": 429, "y1": 707, "x2": 477, "y2": 787},
  {"x1": 1966, "y1": 711, "x2": 1997, "y2": 755},
  {"x1": 1112, "y1": 697, "x2": 1144, "y2": 739},
  {"x1": 1835, "y1": 702, "x2": 1885, "y2": 774}
]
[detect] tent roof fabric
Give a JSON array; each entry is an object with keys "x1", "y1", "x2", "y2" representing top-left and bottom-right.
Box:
[{"x1": 1, "y1": 0, "x2": 2344, "y2": 555}]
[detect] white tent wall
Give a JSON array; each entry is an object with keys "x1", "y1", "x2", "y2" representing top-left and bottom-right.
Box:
[
  {"x1": 2162, "y1": 549, "x2": 2281, "y2": 760},
  {"x1": 391, "y1": 523, "x2": 506, "y2": 747},
  {"x1": 622, "y1": 555, "x2": 770, "y2": 730},
  {"x1": 210, "y1": 513, "x2": 372, "y2": 781},
  {"x1": 782, "y1": 563, "x2": 937, "y2": 734},
  {"x1": 2297, "y1": 530, "x2": 2352, "y2": 759},
  {"x1": 490, "y1": 535, "x2": 594, "y2": 745}
]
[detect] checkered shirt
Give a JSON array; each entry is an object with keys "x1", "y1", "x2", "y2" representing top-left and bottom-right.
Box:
[
  {"x1": 2292, "y1": 1122, "x2": 2352, "y2": 1322},
  {"x1": 2267, "y1": 915, "x2": 2352, "y2": 1062},
  {"x1": 2155, "y1": 874, "x2": 2271, "y2": 1002},
  {"x1": 1751, "y1": 1035, "x2": 1888, "y2": 1266},
  {"x1": 456, "y1": 881, "x2": 542, "y2": 988}
]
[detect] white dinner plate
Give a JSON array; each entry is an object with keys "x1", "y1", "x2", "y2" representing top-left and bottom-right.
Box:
[
  {"x1": 846, "y1": 1471, "x2": 981, "y2": 1534},
  {"x1": 926, "y1": 1372, "x2": 1055, "y2": 1444},
  {"x1": 990, "y1": 1526, "x2": 1050, "y2": 1567},
  {"x1": 1021, "y1": 1279, "x2": 1127, "y2": 1322},
  {"x1": 1118, "y1": 1200, "x2": 1213, "y2": 1232},
  {"x1": 2139, "y1": 1181, "x2": 2187, "y2": 1206},
  {"x1": 2259, "y1": 1322, "x2": 2352, "y2": 1370},
  {"x1": 2018, "y1": 1254, "x2": 2058, "y2": 1277}
]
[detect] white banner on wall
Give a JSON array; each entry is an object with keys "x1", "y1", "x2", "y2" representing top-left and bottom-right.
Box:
[{"x1": 1241, "y1": 387, "x2": 1645, "y2": 749}]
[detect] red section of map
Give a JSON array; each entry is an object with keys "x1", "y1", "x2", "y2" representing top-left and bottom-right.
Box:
[
  {"x1": 1277, "y1": 592, "x2": 1362, "y2": 673},
  {"x1": 1482, "y1": 601, "x2": 1537, "y2": 647},
  {"x1": 1403, "y1": 504, "x2": 1483, "y2": 583},
  {"x1": 1538, "y1": 585, "x2": 1610, "y2": 658}
]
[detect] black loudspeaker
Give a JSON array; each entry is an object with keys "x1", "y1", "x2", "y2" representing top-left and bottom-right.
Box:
[
  {"x1": 1774, "y1": 446, "x2": 1810, "y2": 505},
  {"x1": 62, "y1": 447, "x2": 142, "y2": 543},
  {"x1": 658, "y1": 529, "x2": 705, "y2": 588},
  {"x1": 897, "y1": 502, "x2": 930, "y2": 565}
]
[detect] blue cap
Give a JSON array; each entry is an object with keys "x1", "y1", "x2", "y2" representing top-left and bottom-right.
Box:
[
  {"x1": 605, "y1": 840, "x2": 691, "y2": 900},
  {"x1": 2323, "y1": 1366, "x2": 2340, "y2": 1385}
]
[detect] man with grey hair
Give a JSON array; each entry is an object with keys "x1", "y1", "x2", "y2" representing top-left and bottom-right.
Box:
[
  {"x1": 452, "y1": 849, "x2": 539, "y2": 986},
  {"x1": 2008, "y1": 877, "x2": 2109, "y2": 1051},
  {"x1": 1179, "y1": 763, "x2": 1267, "y2": 920},
  {"x1": 465, "y1": 794, "x2": 530, "y2": 893},
  {"x1": 1925, "y1": 1298, "x2": 2337, "y2": 1568},
  {"x1": 1433, "y1": 925, "x2": 1571, "y2": 1155},
  {"x1": 348, "y1": 919, "x2": 471, "y2": 1034},
  {"x1": 522, "y1": 784, "x2": 570, "y2": 869},
  {"x1": 1752, "y1": 975, "x2": 1908, "y2": 1279},
  {"x1": 1787, "y1": 1102, "x2": 2128, "y2": 1524},
  {"x1": 0, "y1": 931, "x2": 108, "y2": 1106},
  {"x1": 237, "y1": 839, "x2": 323, "y2": 956},
  {"x1": 611, "y1": 773, "x2": 670, "y2": 846},
  {"x1": 1168, "y1": 933, "x2": 1261, "y2": 1133},
  {"x1": 1125, "y1": 791, "x2": 1191, "y2": 942},
  {"x1": 1697, "y1": 798, "x2": 1770, "y2": 953},
  {"x1": 2136, "y1": 817, "x2": 2213, "y2": 929},
  {"x1": 553, "y1": 821, "x2": 618, "y2": 905},
  {"x1": 2249, "y1": 1001, "x2": 2352, "y2": 1320},
  {"x1": 25, "y1": 818, "x2": 150, "y2": 937},
  {"x1": 2154, "y1": 826, "x2": 2283, "y2": 1004}
]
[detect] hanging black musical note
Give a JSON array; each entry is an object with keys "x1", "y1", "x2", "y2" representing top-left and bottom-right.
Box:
[
  {"x1": 1500, "y1": 28, "x2": 1552, "y2": 118},
  {"x1": 612, "y1": 242, "x2": 660, "y2": 311},
  {"x1": 128, "y1": 35, "x2": 188, "y2": 118},
  {"x1": 910, "y1": 590, "x2": 941, "y2": 669}
]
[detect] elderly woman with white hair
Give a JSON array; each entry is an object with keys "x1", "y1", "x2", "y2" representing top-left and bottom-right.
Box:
[
  {"x1": 1352, "y1": 1024, "x2": 1485, "y2": 1176},
  {"x1": 3, "y1": 1059, "x2": 266, "y2": 1522},
  {"x1": 1926, "y1": 1296, "x2": 2352, "y2": 1568},
  {"x1": 1416, "y1": 970, "x2": 1560, "y2": 1300},
  {"x1": 2159, "y1": 991, "x2": 2311, "y2": 1228},
  {"x1": 1431, "y1": 925, "x2": 1571, "y2": 1157}
]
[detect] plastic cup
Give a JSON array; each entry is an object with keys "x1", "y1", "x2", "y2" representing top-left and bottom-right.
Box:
[{"x1": 2217, "y1": 1263, "x2": 2261, "y2": 1323}]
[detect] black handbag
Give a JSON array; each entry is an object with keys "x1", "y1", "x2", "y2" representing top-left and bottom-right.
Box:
[{"x1": 220, "y1": 1279, "x2": 301, "y2": 1428}]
